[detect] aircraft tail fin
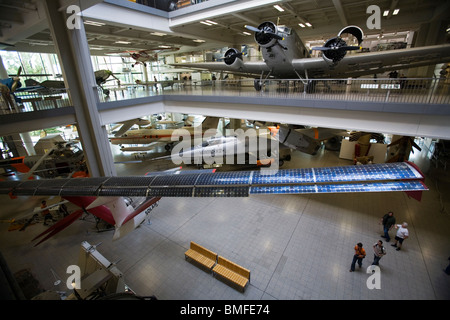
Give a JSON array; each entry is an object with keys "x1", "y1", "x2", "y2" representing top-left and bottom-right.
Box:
[
  {"x1": 112, "y1": 197, "x2": 161, "y2": 240},
  {"x1": 87, "y1": 196, "x2": 133, "y2": 229},
  {"x1": 200, "y1": 116, "x2": 220, "y2": 129}
]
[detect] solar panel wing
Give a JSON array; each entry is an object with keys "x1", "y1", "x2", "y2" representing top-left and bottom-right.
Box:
[
  {"x1": 0, "y1": 180, "x2": 21, "y2": 194},
  {"x1": 148, "y1": 187, "x2": 194, "y2": 197},
  {"x1": 60, "y1": 177, "x2": 110, "y2": 196},
  {"x1": 252, "y1": 168, "x2": 315, "y2": 184},
  {"x1": 194, "y1": 186, "x2": 249, "y2": 197},
  {"x1": 250, "y1": 180, "x2": 427, "y2": 195},
  {"x1": 102, "y1": 176, "x2": 155, "y2": 186},
  {"x1": 10, "y1": 179, "x2": 47, "y2": 196},
  {"x1": 98, "y1": 176, "x2": 154, "y2": 196},
  {"x1": 34, "y1": 179, "x2": 72, "y2": 196},
  {"x1": 195, "y1": 171, "x2": 251, "y2": 186},
  {"x1": 150, "y1": 173, "x2": 200, "y2": 186},
  {"x1": 250, "y1": 184, "x2": 317, "y2": 194}
]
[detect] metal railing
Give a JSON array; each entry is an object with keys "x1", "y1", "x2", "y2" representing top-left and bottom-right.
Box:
[
  {"x1": 97, "y1": 77, "x2": 450, "y2": 105},
  {"x1": 0, "y1": 89, "x2": 72, "y2": 115},
  {"x1": 2, "y1": 78, "x2": 448, "y2": 115}
]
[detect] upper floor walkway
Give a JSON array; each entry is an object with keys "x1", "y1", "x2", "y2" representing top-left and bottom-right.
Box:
[{"x1": 1, "y1": 77, "x2": 450, "y2": 139}]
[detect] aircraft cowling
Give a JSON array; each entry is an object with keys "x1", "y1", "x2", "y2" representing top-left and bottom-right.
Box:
[
  {"x1": 313, "y1": 25, "x2": 363, "y2": 64},
  {"x1": 253, "y1": 22, "x2": 280, "y2": 48},
  {"x1": 224, "y1": 48, "x2": 243, "y2": 68}
]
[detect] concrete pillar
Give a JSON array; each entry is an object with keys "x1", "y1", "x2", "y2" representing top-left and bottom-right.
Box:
[
  {"x1": 0, "y1": 56, "x2": 8, "y2": 79},
  {"x1": 3, "y1": 134, "x2": 28, "y2": 157},
  {"x1": 42, "y1": 0, "x2": 116, "y2": 177},
  {"x1": 20, "y1": 132, "x2": 36, "y2": 156}
]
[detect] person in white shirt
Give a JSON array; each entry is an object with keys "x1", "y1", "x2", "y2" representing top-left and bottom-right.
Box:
[
  {"x1": 372, "y1": 240, "x2": 386, "y2": 265},
  {"x1": 391, "y1": 222, "x2": 409, "y2": 251}
]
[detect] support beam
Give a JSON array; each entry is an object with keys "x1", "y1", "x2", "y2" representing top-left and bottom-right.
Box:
[
  {"x1": 42, "y1": 0, "x2": 116, "y2": 177},
  {"x1": 331, "y1": 0, "x2": 348, "y2": 27}
]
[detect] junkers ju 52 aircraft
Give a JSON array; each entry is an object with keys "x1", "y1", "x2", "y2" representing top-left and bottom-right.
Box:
[{"x1": 172, "y1": 22, "x2": 450, "y2": 91}]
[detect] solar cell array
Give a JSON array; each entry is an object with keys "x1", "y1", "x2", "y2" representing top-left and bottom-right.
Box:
[{"x1": 0, "y1": 162, "x2": 427, "y2": 198}]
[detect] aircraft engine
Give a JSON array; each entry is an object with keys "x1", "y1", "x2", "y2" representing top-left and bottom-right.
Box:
[
  {"x1": 246, "y1": 22, "x2": 283, "y2": 48},
  {"x1": 223, "y1": 48, "x2": 243, "y2": 68},
  {"x1": 312, "y1": 25, "x2": 364, "y2": 64}
]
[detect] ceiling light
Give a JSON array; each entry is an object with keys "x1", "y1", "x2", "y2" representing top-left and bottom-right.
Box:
[
  {"x1": 205, "y1": 20, "x2": 217, "y2": 25},
  {"x1": 151, "y1": 32, "x2": 166, "y2": 36},
  {"x1": 393, "y1": 9, "x2": 400, "y2": 15},
  {"x1": 115, "y1": 41, "x2": 131, "y2": 44},
  {"x1": 305, "y1": 22, "x2": 312, "y2": 27},
  {"x1": 158, "y1": 45, "x2": 172, "y2": 48},
  {"x1": 243, "y1": 31, "x2": 251, "y2": 35},
  {"x1": 383, "y1": 10, "x2": 389, "y2": 16},
  {"x1": 200, "y1": 21, "x2": 213, "y2": 26},
  {"x1": 273, "y1": 5, "x2": 284, "y2": 12},
  {"x1": 193, "y1": 39, "x2": 205, "y2": 43},
  {"x1": 298, "y1": 23, "x2": 305, "y2": 28},
  {"x1": 84, "y1": 20, "x2": 105, "y2": 26}
]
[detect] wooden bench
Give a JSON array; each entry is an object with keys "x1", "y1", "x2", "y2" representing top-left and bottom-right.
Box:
[
  {"x1": 213, "y1": 256, "x2": 250, "y2": 292},
  {"x1": 184, "y1": 241, "x2": 217, "y2": 272}
]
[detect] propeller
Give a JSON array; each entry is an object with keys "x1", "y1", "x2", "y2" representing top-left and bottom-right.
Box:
[
  {"x1": 245, "y1": 22, "x2": 284, "y2": 47},
  {"x1": 223, "y1": 48, "x2": 243, "y2": 65},
  {"x1": 312, "y1": 37, "x2": 361, "y2": 63},
  {"x1": 11, "y1": 66, "x2": 22, "y2": 92}
]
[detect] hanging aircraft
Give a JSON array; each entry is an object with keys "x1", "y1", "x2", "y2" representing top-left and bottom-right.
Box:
[
  {"x1": 0, "y1": 139, "x2": 86, "y2": 180},
  {"x1": 152, "y1": 134, "x2": 282, "y2": 167},
  {"x1": 110, "y1": 118, "x2": 152, "y2": 137},
  {"x1": 386, "y1": 136, "x2": 422, "y2": 163},
  {"x1": 109, "y1": 116, "x2": 220, "y2": 152},
  {"x1": 21, "y1": 78, "x2": 66, "y2": 94},
  {"x1": 95, "y1": 69, "x2": 121, "y2": 96},
  {"x1": 171, "y1": 22, "x2": 450, "y2": 91},
  {"x1": 109, "y1": 47, "x2": 179, "y2": 67}
]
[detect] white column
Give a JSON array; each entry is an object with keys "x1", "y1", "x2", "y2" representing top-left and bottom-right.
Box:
[{"x1": 42, "y1": 0, "x2": 116, "y2": 177}]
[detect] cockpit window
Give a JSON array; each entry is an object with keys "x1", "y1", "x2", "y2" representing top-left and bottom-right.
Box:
[{"x1": 277, "y1": 26, "x2": 291, "y2": 35}]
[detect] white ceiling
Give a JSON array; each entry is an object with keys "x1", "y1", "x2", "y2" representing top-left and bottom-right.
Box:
[{"x1": 0, "y1": 0, "x2": 449, "y2": 57}]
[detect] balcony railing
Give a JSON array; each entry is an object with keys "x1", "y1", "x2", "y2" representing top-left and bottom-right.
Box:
[
  {"x1": 0, "y1": 89, "x2": 72, "y2": 115},
  {"x1": 97, "y1": 77, "x2": 450, "y2": 106},
  {"x1": 2, "y1": 78, "x2": 448, "y2": 116}
]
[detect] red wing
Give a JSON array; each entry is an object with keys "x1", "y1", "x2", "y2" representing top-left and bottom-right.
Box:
[{"x1": 32, "y1": 209, "x2": 83, "y2": 246}]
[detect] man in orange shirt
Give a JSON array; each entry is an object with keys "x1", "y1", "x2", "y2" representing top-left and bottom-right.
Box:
[
  {"x1": 350, "y1": 242, "x2": 366, "y2": 272},
  {"x1": 41, "y1": 200, "x2": 54, "y2": 226}
]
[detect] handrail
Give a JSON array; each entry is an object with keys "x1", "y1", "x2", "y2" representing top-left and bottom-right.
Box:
[
  {"x1": 2, "y1": 77, "x2": 448, "y2": 116},
  {"x1": 97, "y1": 77, "x2": 450, "y2": 105},
  {"x1": 0, "y1": 89, "x2": 72, "y2": 115}
]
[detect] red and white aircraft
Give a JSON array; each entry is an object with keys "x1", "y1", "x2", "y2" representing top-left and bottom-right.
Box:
[{"x1": 109, "y1": 47, "x2": 179, "y2": 67}]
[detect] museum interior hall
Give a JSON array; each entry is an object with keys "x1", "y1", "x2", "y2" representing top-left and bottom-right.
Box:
[{"x1": 0, "y1": 0, "x2": 449, "y2": 305}]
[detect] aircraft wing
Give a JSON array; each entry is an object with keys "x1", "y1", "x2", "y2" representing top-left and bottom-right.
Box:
[
  {"x1": 173, "y1": 44, "x2": 450, "y2": 79},
  {"x1": 293, "y1": 44, "x2": 450, "y2": 78},
  {"x1": 0, "y1": 162, "x2": 427, "y2": 200},
  {"x1": 171, "y1": 61, "x2": 270, "y2": 77}
]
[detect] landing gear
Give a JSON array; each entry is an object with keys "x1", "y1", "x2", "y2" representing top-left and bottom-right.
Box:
[
  {"x1": 305, "y1": 80, "x2": 317, "y2": 93},
  {"x1": 254, "y1": 79, "x2": 263, "y2": 91}
]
